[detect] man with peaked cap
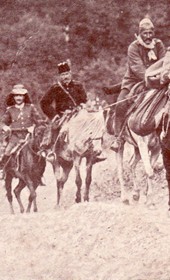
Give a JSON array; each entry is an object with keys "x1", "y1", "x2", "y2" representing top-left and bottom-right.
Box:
[
  {"x1": 0, "y1": 85, "x2": 43, "y2": 179},
  {"x1": 111, "y1": 17, "x2": 165, "y2": 152},
  {"x1": 40, "y1": 61, "x2": 106, "y2": 162}
]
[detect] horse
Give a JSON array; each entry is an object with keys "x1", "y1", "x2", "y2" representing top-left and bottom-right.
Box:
[
  {"x1": 127, "y1": 84, "x2": 170, "y2": 211},
  {"x1": 2, "y1": 123, "x2": 47, "y2": 214},
  {"x1": 104, "y1": 85, "x2": 164, "y2": 207},
  {"x1": 44, "y1": 108, "x2": 106, "y2": 207}
]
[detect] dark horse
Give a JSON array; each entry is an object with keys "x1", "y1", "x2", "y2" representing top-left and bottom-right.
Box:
[
  {"x1": 156, "y1": 99, "x2": 170, "y2": 213},
  {"x1": 3, "y1": 124, "x2": 46, "y2": 214}
]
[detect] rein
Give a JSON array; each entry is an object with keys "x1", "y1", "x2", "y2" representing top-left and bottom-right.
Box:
[{"x1": 103, "y1": 94, "x2": 138, "y2": 110}]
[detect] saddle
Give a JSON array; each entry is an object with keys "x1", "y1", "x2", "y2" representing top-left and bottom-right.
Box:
[
  {"x1": 106, "y1": 81, "x2": 146, "y2": 136},
  {"x1": 128, "y1": 86, "x2": 169, "y2": 136}
]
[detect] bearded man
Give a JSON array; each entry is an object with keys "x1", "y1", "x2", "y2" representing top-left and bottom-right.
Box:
[{"x1": 111, "y1": 17, "x2": 165, "y2": 152}]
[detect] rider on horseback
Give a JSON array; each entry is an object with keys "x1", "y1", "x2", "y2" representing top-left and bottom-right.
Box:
[
  {"x1": 111, "y1": 17, "x2": 165, "y2": 152},
  {"x1": 0, "y1": 84, "x2": 44, "y2": 180},
  {"x1": 39, "y1": 61, "x2": 106, "y2": 162}
]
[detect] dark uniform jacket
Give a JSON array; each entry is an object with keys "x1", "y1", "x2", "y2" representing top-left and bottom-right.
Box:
[
  {"x1": 1, "y1": 104, "x2": 42, "y2": 131},
  {"x1": 0, "y1": 103, "x2": 43, "y2": 156},
  {"x1": 40, "y1": 80, "x2": 87, "y2": 120},
  {"x1": 122, "y1": 39, "x2": 165, "y2": 91}
]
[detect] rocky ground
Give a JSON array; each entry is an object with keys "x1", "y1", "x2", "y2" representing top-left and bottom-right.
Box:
[{"x1": 0, "y1": 143, "x2": 169, "y2": 280}]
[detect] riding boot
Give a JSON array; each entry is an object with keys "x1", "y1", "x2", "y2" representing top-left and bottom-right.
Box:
[
  {"x1": 110, "y1": 88, "x2": 129, "y2": 152},
  {"x1": 110, "y1": 113, "x2": 125, "y2": 152},
  {"x1": 0, "y1": 155, "x2": 10, "y2": 180}
]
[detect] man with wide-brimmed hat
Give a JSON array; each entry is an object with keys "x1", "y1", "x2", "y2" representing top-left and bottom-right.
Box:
[
  {"x1": 111, "y1": 17, "x2": 165, "y2": 152},
  {"x1": 0, "y1": 85, "x2": 43, "y2": 179}
]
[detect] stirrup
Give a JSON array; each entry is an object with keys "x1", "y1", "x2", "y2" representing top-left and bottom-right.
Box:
[
  {"x1": 46, "y1": 151, "x2": 56, "y2": 163},
  {"x1": 110, "y1": 136, "x2": 123, "y2": 152}
]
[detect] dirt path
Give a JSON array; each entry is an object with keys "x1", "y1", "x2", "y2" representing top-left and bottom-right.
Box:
[{"x1": 0, "y1": 149, "x2": 169, "y2": 280}]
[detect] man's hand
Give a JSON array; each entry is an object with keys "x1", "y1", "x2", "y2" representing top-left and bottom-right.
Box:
[
  {"x1": 27, "y1": 126, "x2": 35, "y2": 134},
  {"x1": 2, "y1": 125, "x2": 11, "y2": 133}
]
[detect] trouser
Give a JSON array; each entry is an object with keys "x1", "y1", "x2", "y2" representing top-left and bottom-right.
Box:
[
  {"x1": 0, "y1": 130, "x2": 28, "y2": 170},
  {"x1": 114, "y1": 88, "x2": 130, "y2": 136},
  {"x1": 40, "y1": 124, "x2": 60, "y2": 149},
  {"x1": 5, "y1": 131, "x2": 28, "y2": 156}
]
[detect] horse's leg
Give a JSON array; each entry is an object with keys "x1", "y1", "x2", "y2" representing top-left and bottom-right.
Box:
[
  {"x1": 52, "y1": 160, "x2": 61, "y2": 206},
  {"x1": 161, "y1": 146, "x2": 170, "y2": 212},
  {"x1": 167, "y1": 181, "x2": 170, "y2": 212},
  {"x1": 32, "y1": 183, "x2": 39, "y2": 212},
  {"x1": 136, "y1": 137, "x2": 155, "y2": 207},
  {"x1": 74, "y1": 155, "x2": 82, "y2": 203},
  {"x1": 57, "y1": 160, "x2": 73, "y2": 206},
  {"x1": 129, "y1": 147, "x2": 141, "y2": 201},
  {"x1": 117, "y1": 143, "x2": 129, "y2": 204},
  {"x1": 84, "y1": 156, "x2": 93, "y2": 202},
  {"x1": 13, "y1": 179, "x2": 26, "y2": 213},
  {"x1": 25, "y1": 177, "x2": 37, "y2": 213},
  {"x1": 5, "y1": 173, "x2": 15, "y2": 214},
  {"x1": 150, "y1": 142, "x2": 162, "y2": 171}
]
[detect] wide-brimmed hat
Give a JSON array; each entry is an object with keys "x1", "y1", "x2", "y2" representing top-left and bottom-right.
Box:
[
  {"x1": 12, "y1": 86, "x2": 28, "y2": 95},
  {"x1": 13, "y1": 84, "x2": 25, "y2": 89}
]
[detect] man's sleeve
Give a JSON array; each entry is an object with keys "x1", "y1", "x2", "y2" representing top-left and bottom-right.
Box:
[
  {"x1": 128, "y1": 43, "x2": 146, "y2": 80},
  {"x1": 31, "y1": 104, "x2": 43, "y2": 124},
  {"x1": 1, "y1": 109, "x2": 11, "y2": 126},
  {"x1": 157, "y1": 40, "x2": 166, "y2": 59},
  {"x1": 40, "y1": 87, "x2": 56, "y2": 120},
  {"x1": 78, "y1": 84, "x2": 87, "y2": 104}
]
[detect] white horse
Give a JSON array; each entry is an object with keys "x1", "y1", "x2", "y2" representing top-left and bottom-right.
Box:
[{"x1": 106, "y1": 88, "x2": 165, "y2": 207}]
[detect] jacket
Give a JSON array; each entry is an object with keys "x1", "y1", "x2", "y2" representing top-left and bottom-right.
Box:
[
  {"x1": 122, "y1": 39, "x2": 165, "y2": 91},
  {"x1": 40, "y1": 80, "x2": 87, "y2": 120},
  {"x1": 1, "y1": 103, "x2": 42, "y2": 131}
]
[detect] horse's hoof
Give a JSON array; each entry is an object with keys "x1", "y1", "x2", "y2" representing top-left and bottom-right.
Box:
[
  {"x1": 75, "y1": 197, "x2": 81, "y2": 203},
  {"x1": 147, "y1": 203, "x2": 156, "y2": 210},
  {"x1": 132, "y1": 191, "x2": 140, "y2": 202},
  {"x1": 121, "y1": 192, "x2": 129, "y2": 205},
  {"x1": 54, "y1": 204, "x2": 60, "y2": 210},
  {"x1": 122, "y1": 199, "x2": 129, "y2": 205}
]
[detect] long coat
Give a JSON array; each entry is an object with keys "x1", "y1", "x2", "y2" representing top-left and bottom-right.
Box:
[
  {"x1": 40, "y1": 80, "x2": 87, "y2": 120},
  {"x1": 122, "y1": 39, "x2": 165, "y2": 91}
]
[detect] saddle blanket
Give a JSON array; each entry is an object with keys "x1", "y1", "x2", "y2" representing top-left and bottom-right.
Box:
[{"x1": 60, "y1": 109, "x2": 105, "y2": 154}]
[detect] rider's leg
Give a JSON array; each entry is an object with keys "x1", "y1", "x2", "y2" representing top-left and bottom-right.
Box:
[
  {"x1": 0, "y1": 133, "x2": 23, "y2": 180},
  {"x1": 111, "y1": 88, "x2": 129, "y2": 151},
  {"x1": 0, "y1": 150, "x2": 11, "y2": 180}
]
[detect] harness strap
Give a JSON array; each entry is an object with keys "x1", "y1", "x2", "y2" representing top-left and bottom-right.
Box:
[{"x1": 58, "y1": 81, "x2": 77, "y2": 106}]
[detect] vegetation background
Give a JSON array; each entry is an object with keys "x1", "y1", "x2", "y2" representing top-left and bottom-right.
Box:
[{"x1": 0, "y1": 0, "x2": 170, "y2": 114}]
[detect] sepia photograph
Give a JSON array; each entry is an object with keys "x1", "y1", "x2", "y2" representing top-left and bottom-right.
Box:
[{"x1": 0, "y1": 0, "x2": 170, "y2": 279}]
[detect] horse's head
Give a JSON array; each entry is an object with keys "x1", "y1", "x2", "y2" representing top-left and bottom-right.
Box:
[{"x1": 32, "y1": 122, "x2": 49, "y2": 149}]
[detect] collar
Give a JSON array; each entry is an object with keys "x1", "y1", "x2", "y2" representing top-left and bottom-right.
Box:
[
  {"x1": 15, "y1": 103, "x2": 25, "y2": 109},
  {"x1": 135, "y1": 35, "x2": 157, "y2": 61},
  {"x1": 136, "y1": 34, "x2": 156, "y2": 49}
]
